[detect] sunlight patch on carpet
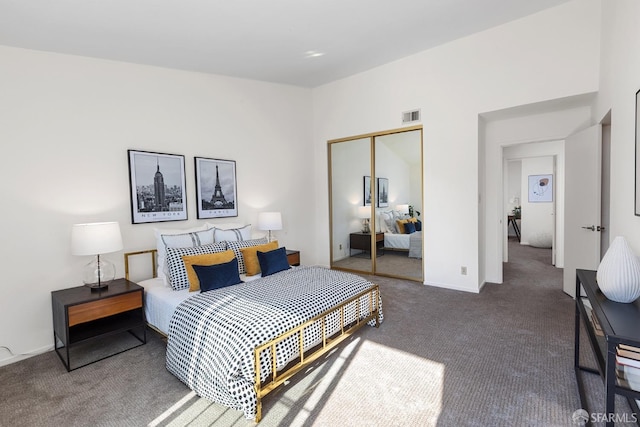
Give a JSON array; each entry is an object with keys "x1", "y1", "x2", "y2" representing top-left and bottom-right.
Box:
[
  {"x1": 148, "y1": 391, "x2": 197, "y2": 426},
  {"x1": 311, "y1": 339, "x2": 445, "y2": 426}
]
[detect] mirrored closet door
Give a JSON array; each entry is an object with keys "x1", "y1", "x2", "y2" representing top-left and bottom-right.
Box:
[
  {"x1": 329, "y1": 136, "x2": 373, "y2": 274},
  {"x1": 329, "y1": 126, "x2": 423, "y2": 282}
]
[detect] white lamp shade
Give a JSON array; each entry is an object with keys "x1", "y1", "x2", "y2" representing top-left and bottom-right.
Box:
[
  {"x1": 258, "y1": 212, "x2": 282, "y2": 231},
  {"x1": 71, "y1": 222, "x2": 123, "y2": 256},
  {"x1": 357, "y1": 206, "x2": 371, "y2": 219},
  {"x1": 396, "y1": 204, "x2": 409, "y2": 215}
]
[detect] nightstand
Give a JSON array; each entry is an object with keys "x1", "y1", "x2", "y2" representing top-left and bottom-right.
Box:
[
  {"x1": 286, "y1": 249, "x2": 300, "y2": 266},
  {"x1": 51, "y1": 279, "x2": 146, "y2": 371},
  {"x1": 349, "y1": 232, "x2": 384, "y2": 257}
]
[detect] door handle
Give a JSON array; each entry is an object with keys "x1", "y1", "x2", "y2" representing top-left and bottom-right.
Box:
[
  {"x1": 597, "y1": 226, "x2": 605, "y2": 232},
  {"x1": 581, "y1": 225, "x2": 595, "y2": 231}
]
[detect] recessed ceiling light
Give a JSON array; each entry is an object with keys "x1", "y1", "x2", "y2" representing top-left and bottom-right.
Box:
[{"x1": 305, "y1": 50, "x2": 325, "y2": 58}]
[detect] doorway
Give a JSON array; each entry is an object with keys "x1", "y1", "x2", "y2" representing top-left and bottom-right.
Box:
[
  {"x1": 496, "y1": 120, "x2": 611, "y2": 297},
  {"x1": 502, "y1": 144, "x2": 563, "y2": 269},
  {"x1": 480, "y1": 92, "x2": 599, "y2": 287}
]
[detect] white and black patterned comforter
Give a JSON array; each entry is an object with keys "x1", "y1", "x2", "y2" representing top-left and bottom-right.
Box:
[{"x1": 166, "y1": 266, "x2": 383, "y2": 419}]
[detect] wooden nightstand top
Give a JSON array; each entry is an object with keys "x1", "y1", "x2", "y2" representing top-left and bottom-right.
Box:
[{"x1": 51, "y1": 278, "x2": 142, "y2": 307}]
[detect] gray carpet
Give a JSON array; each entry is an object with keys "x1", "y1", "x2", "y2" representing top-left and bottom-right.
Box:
[
  {"x1": 0, "y1": 239, "x2": 633, "y2": 426},
  {"x1": 332, "y1": 249, "x2": 422, "y2": 280}
]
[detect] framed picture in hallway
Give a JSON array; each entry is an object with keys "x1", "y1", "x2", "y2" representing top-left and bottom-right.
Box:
[
  {"x1": 635, "y1": 89, "x2": 640, "y2": 216},
  {"x1": 528, "y1": 174, "x2": 553, "y2": 203},
  {"x1": 128, "y1": 150, "x2": 187, "y2": 224},
  {"x1": 195, "y1": 157, "x2": 238, "y2": 219}
]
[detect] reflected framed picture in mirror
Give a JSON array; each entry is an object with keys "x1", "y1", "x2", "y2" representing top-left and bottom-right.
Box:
[
  {"x1": 377, "y1": 177, "x2": 389, "y2": 207},
  {"x1": 363, "y1": 176, "x2": 372, "y2": 206}
]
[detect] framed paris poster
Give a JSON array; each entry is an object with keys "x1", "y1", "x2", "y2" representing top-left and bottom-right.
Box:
[{"x1": 195, "y1": 157, "x2": 238, "y2": 219}]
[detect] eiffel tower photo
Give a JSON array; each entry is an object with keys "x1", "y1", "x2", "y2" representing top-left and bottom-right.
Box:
[
  {"x1": 210, "y1": 165, "x2": 228, "y2": 208},
  {"x1": 200, "y1": 162, "x2": 236, "y2": 213}
]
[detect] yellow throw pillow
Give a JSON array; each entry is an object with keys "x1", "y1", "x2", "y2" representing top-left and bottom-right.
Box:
[
  {"x1": 182, "y1": 250, "x2": 236, "y2": 292},
  {"x1": 408, "y1": 217, "x2": 418, "y2": 223},
  {"x1": 240, "y1": 241, "x2": 279, "y2": 276},
  {"x1": 396, "y1": 219, "x2": 409, "y2": 234}
]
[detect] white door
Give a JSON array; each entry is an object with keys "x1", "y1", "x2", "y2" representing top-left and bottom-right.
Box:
[{"x1": 563, "y1": 125, "x2": 602, "y2": 297}]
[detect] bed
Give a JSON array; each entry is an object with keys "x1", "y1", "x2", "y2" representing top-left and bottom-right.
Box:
[
  {"x1": 384, "y1": 231, "x2": 423, "y2": 258},
  {"x1": 125, "y1": 245, "x2": 382, "y2": 422},
  {"x1": 378, "y1": 211, "x2": 423, "y2": 258}
]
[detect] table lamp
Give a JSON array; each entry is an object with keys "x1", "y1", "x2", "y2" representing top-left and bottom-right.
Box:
[
  {"x1": 258, "y1": 212, "x2": 282, "y2": 242},
  {"x1": 71, "y1": 222, "x2": 123, "y2": 289},
  {"x1": 357, "y1": 206, "x2": 371, "y2": 233},
  {"x1": 396, "y1": 204, "x2": 410, "y2": 218}
]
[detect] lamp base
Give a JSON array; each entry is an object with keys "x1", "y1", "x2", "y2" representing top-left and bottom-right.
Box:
[
  {"x1": 85, "y1": 282, "x2": 109, "y2": 290},
  {"x1": 82, "y1": 256, "x2": 115, "y2": 290}
]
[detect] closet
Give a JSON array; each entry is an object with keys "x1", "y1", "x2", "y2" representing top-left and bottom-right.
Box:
[{"x1": 328, "y1": 126, "x2": 423, "y2": 281}]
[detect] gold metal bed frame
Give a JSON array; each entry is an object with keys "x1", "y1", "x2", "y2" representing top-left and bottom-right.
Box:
[{"x1": 124, "y1": 249, "x2": 381, "y2": 422}]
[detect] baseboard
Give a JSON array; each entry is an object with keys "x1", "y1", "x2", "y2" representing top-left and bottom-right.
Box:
[
  {"x1": 423, "y1": 280, "x2": 481, "y2": 294},
  {"x1": 0, "y1": 344, "x2": 53, "y2": 367}
]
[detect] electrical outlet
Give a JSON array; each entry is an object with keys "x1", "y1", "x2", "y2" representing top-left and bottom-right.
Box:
[
  {"x1": 339, "y1": 244, "x2": 343, "y2": 250},
  {"x1": 461, "y1": 266, "x2": 467, "y2": 275}
]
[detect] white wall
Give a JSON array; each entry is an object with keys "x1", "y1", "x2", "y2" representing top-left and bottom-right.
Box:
[
  {"x1": 0, "y1": 46, "x2": 315, "y2": 365},
  {"x1": 507, "y1": 160, "x2": 522, "y2": 213},
  {"x1": 375, "y1": 140, "x2": 412, "y2": 208},
  {"x1": 506, "y1": 160, "x2": 522, "y2": 237},
  {"x1": 313, "y1": 0, "x2": 601, "y2": 292},
  {"x1": 596, "y1": 0, "x2": 640, "y2": 256},
  {"x1": 520, "y1": 157, "x2": 555, "y2": 245}
]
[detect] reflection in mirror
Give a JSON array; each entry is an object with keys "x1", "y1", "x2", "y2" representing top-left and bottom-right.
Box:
[
  {"x1": 374, "y1": 129, "x2": 423, "y2": 280},
  {"x1": 329, "y1": 137, "x2": 373, "y2": 273}
]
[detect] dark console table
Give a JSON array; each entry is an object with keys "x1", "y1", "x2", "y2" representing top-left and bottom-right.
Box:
[{"x1": 574, "y1": 269, "x2": 640, "y2": 426}]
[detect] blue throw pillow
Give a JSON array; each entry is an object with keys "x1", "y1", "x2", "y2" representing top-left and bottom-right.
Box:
[
  {"x1": 405, "y1": 221, "x2": 416, "y2": 234},
  {"x1": 193, "y1": 258, "x2": 243, "y2": 292},
  {"x1": 415, "y1": 220, "x2": 422, "y2": 231},
  {"x1": 257, "y1": 247, "x2": 291, "y2": 277}
]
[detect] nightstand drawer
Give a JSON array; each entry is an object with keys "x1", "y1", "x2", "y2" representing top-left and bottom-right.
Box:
[
  {"x1": 286, "y1": 250, "x2": 300, "y2": 266},
  {"x1": 68, "y1": 292, "x2": 142, "y2": 326}
]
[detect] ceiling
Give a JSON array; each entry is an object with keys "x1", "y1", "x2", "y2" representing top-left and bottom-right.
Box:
[{"x1": 0, "y1": 0, "x2": 572, "y2": 88}]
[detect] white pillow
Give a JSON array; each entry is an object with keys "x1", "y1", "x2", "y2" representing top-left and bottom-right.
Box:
[
  {"x1": 165, "y1": 242, "x2": 228, "y2": 291},
  {"x1": 377, "y1": 212, "x2": 389, "y2": 233},
  {"x1": 226, "y1": 237, "x2": 269, "y2": 274},
  {"x1": 212, "y1": 224, "x2": 252, "y2": 242},
  {"x1": 380, "y1": 211, "x2": 397, "y2": 234},
  {"x1": 154, "y1": 224, "x2": 209, "y2": 284},
  {"x1": 205, "y1": 222, "x2": 245, "y2": 230}
]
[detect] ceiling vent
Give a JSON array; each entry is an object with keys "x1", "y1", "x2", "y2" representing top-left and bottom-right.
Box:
[{"x1": 402, "y1": 109, "x2": 421, "y2": 124}]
